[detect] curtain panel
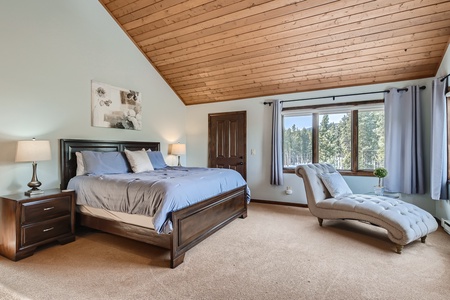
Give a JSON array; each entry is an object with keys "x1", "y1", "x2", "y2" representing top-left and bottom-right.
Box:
[
  {"x1": 384, "y1": 86, "x2": 424, "y2": 194},
  {"x1": 271, "y1": 100, "x2": 284, "y2": 185},
  {"x1": 430, "y1": 78, "x2": 448, "y2": 200}
]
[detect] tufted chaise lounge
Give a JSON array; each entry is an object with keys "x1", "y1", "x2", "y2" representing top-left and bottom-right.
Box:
[{"x1": 295, "y1": 163, "x2": 438, "y2": 253}]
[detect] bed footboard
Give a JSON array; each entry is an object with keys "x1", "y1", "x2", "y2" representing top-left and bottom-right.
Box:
[
  {"x1": 78, "y1": 214, "x2": 171, "y2": 250},
  {"x1": 170, "y1": 185, "x2": 247, "y2": 268}
]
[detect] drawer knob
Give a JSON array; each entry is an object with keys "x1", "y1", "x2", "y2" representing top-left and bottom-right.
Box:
[
  {"x1": 43, "y1": 207, "x2": 54, "y2": 211},
  {"x1": 43, "y1": 227, "x2": 54, "y2": 232}
]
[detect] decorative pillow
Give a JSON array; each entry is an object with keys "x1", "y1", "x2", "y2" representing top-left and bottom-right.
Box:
[
  {"x1": 319, "y1": 172, "x2": 353, "y2": 197},
  {"x1": 147, "y1": 151, "x2": 168, "y2": 169},
  {"x1": 80, "y1": 151, "x2": 130, "y2": 175},
  {"x1": 124, "y1": 149, "x2": 154, "y2": 173},
  {"x1": 75, "y1": 152, "x2": 85, "y2": 176}
]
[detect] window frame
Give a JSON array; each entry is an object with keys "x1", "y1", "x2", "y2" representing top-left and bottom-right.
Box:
[{"x1": 283, "y1": 99, "x2": 384, "y2": 176}]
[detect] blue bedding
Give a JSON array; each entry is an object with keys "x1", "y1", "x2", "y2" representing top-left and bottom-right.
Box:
[{"x1": 67, "y1": 167, "x2": 250, "y2": 233}]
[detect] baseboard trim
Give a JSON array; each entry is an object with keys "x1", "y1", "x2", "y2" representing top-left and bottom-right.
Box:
[{"x1": 251, "y1": 199, "x2": 308, "y2": 208}]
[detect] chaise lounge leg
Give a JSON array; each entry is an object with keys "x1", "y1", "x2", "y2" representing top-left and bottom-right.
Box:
[
  {"x1": 395, "y1": 244, "x2": 403, "y2": 254},
  {"x1": 421, "y1": 235, "x2": 427, "y2": 243},
  {"x1": 318, "y1": 218, "x2": 323, "y2": 226}
]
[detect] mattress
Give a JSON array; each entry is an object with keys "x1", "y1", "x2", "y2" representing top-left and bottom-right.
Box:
[{"x1": 78, "y1": 205, "x2": 154, "y2": 229}]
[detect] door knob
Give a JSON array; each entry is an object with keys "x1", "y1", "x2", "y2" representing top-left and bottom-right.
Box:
[{"x1": 239, "y1": 162, "x2": 244, "y2": 165}]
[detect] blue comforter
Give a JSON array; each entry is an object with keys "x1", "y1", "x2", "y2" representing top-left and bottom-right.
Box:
[{"x1": 67, "y1": 167, "x2": 250, "y2": 233}]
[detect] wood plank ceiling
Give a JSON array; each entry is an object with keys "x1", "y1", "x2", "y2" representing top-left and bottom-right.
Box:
[{"x1": 99, "y1": 0, "x2": 450, "y2": 105}]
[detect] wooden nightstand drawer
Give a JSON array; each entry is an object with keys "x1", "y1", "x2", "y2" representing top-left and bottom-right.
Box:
[
  {"x1": 21, "y1": 196, "x2": 71, "y2": 224},
  {"x1": 21, "y1": 216, "x2": 72, "y2": 247}
]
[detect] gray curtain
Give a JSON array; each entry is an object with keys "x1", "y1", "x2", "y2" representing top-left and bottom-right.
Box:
[
  {"x1": 430, "y1": 77, "x2": 448, "y2": 200},
  {"x1": 384, "y1": 86, "x2": 424, "y2": 194},
  {"x1": 271, "y1": 100, "x2": 284, "y2": 185}
]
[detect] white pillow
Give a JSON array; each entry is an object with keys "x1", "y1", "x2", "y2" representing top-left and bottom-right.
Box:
[
  {"x1": 124, "y1": 149, "x2": 154, "y2": 173},
  {"x1": 319, "y1": 172, "x2": 353, "y2": 198},
  {"x1": 75, "y1": 152, "x2": 85, "y2": 176}
]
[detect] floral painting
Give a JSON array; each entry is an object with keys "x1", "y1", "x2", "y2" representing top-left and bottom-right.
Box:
[{"x1": 91, "y1": 81, "x2": 142, "y2": 130}]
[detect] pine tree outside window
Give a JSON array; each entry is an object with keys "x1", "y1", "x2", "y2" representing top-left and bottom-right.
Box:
[
  {"x1": 358, "y1": 110, "x2": 385, "y2": 170},
  {"x1": 319, "y1": 113, "x2": 351, "y2": 170}
]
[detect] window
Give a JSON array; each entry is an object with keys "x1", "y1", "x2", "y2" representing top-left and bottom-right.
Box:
[
  {"x1": 358, "y1": 110, "x2": 385, "y2": 169},
  {"x1": 283, "y1": 101, "x2": 384, "y2": 175},
  {"x1": 283, "y1": 115, "x2": 312, "y2": 167},
  {"x1": 319, "y1": 112, "x2": 351, "y2": 170}
]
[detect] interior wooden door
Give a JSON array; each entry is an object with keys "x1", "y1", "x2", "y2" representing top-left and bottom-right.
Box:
[{"x1": 208, "y1": 111, "x2": 246, "y2": 180}]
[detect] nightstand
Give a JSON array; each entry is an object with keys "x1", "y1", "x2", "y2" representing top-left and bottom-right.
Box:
[{"x1": 0, "y1": 189, "x2": 75, "y2": 261}]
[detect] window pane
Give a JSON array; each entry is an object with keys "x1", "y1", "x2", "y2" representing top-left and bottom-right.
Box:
[
  {"x1": 318, "y1": 113, "x2": 351, "y2": 170},
  {"x1": 358, "y1": 110, "x2": 384, "y2": 169},
  {"x1": 283, "y1": 115, "x2": 312, "y2": 167}
]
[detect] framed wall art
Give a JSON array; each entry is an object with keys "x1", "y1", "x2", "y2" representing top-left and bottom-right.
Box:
[{"x1": 91, "y1": 81, "x2": 142, "y2": 130}]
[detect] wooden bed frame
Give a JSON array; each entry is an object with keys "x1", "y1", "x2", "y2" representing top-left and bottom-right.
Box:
[{"x1": 59, "y1": 139, "x2": 248, "y2": 268}]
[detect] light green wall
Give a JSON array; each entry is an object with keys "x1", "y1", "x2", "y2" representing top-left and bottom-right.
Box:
[{"x1": 0, "y1": 1, "x2": 186, "y2": 195}]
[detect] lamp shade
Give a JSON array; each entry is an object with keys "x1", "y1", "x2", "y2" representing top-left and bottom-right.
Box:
[
  {"x1": 15, "y1": 140, "x2": 51, "y2": 162},
  {"x1": 170, "y1": 143, "x2": 186, "y2": 155}
]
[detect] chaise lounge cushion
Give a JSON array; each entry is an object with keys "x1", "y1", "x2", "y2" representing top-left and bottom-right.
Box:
[{"x1": 319, "y1": 172, "x2": 353, "y2": 197}]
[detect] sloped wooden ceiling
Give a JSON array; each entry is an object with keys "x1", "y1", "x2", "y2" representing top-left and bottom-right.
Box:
[{"x1": 99, "y1": 0, "x2": 450, "y2": 105}]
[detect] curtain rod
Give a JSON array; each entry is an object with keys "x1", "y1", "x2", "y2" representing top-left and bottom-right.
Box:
[
  {"x1": 263, "y1": 86, "x2": 426, "y2": 106},
  {"x1": 440, "y1": 74, "x2": 450, "y2": 82}
]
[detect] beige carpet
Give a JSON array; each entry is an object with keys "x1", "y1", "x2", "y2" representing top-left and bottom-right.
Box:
[{"x1": 1, "y1": 203, "x2": 449, "y2": 300}]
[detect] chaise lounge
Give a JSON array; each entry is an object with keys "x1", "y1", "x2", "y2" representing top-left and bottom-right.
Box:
[{"x1": 295, "y1": 163, "x2": 438, "y2": 253}]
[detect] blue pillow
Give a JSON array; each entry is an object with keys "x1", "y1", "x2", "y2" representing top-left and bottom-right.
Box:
[
  {"x1": 81, "y1": 151, "x2": 130, "y2": 175},
  {"x1": 147, "y1": 151, "x2": 168, "y2": 169}
]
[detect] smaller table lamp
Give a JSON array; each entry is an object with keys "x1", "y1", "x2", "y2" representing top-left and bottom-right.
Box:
[
  {"x1": 170, "y1": 143, "x2": 186, "y2": 167},
  {"x1": 15, "y1": 138, "x2": 51, "y2": 196}
]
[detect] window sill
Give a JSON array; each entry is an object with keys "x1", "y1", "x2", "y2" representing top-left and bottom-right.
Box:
[{"x1": 283, "y1": 168, "x2": 374, "y2": 177}]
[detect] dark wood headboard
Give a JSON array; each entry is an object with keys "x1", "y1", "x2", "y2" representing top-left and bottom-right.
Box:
[{"x1": 59, "y1": 139, "x2": 160, "y2": 189}]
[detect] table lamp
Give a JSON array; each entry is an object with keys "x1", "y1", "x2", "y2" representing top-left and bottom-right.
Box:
[
  {"x1": 170, "y1": 143, "x2": 186, "y2": 166},
  {"x1": 15, "y1": 138, "x2": 51, "y2": 196}
]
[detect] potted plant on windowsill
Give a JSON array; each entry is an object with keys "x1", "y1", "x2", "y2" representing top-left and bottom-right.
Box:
[{"x1": 373, "y1": 167, "x2": 388, "y2": 196}]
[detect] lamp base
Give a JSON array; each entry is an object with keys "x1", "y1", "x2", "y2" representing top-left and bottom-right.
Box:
[
  {"x1": 25, "y1": 188, "x2": 44, "y2": 196},
  {"x1": 25, "y1": 162, "x2": 44, "y2": 196}
]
